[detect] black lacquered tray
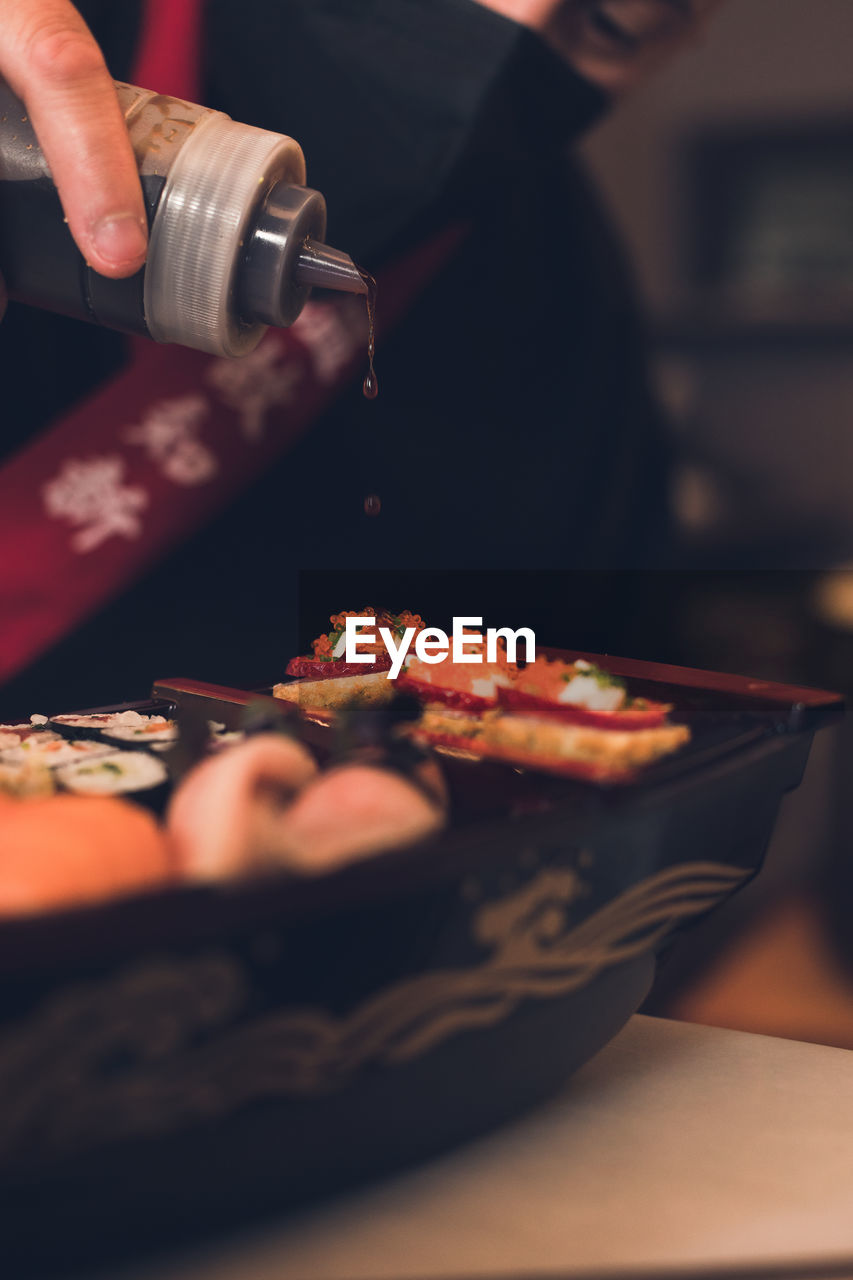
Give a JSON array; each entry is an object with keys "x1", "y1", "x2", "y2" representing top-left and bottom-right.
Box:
[{"x1": 0, "y1": 656, "x2": 843, "y2": 1276}]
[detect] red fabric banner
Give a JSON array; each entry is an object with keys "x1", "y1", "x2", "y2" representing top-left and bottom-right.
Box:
[
  {"x1": 0, "y1": 0, "x2": 464, "y2": 685},
  {"x1": 131, "y1": 0, "x2": 206, "y2": 101},
  {"x1": 0, "y1": 227, "x2": 464, "y2": 684}
]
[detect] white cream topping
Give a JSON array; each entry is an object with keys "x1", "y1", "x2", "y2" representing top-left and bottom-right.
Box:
[{"x1": 558, "y1": 674, "x2": 626, "y2": 713}]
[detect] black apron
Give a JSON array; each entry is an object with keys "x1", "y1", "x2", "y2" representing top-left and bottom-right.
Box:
[{"x1": 0, "y1": 0, "x2": 670, "y2": 716}]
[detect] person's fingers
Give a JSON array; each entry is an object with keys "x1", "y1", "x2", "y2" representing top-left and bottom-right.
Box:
[{"x1": 0, "y1": 0, "x2": 147, "y2": 277}]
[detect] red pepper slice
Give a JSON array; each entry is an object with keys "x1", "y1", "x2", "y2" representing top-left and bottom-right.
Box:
[
  {"x1": 499, "y1": 687, "x2": 668, "y2": 730},
  {"x1": 285, "y1": 654, "x2": 392, "y2": 680}
]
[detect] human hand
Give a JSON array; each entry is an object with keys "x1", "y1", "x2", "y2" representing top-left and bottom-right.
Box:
[{"x1": 1, "y1": 0, "x2": 147, "y2": 283}]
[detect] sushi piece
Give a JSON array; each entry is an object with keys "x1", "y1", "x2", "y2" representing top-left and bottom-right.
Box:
[
  {"x1": 0, "y1": 717, "x2": 52, "y2": 751},
  {"x1": 481, "y1": 658, "x2": 691, "y2": 778},
  {"x1": 399, "y1": 652, "x2": 513, "y2": 713},
  {"x1": 0, "y1": 758, "x2": 56, "y2": 798},
  {"x1": 56, "y1": 751, "x2": 169, "y2": 796},
  {"x1": 273, "y1": 671, "x2": 394, "y2": 717},
  {"x1": 480, "y1": 714, "x2": 692, "y2": 779},
  {"x1": 401, "y1": 655, "x2": 691, "y2": 780},
  {"x1": 101, "y1": 719, "x2": 178, "y2": 745},
  {"x1": 52, "y1": 711, "x2": 141, "y2": 729},
  {"x1": 269, "y1": 759, "x2": 447, "y2": 874},
  {"x1": 400, "y1": 635, "x2": 518, "y2": 750},
  {"x1": 285, "y1": 607, "x2": 425, "y2": 680},
  {"x1": 275, "y1": 607, "x2": 429, "y2": 715},
  {"x1": 499, "y1": 657, "x2": 674, "y2": 728},
  {"x1": 167, "y1": 734, "x2": 319, "y2": 880},
  {"x1": 0, "y1": 795, "x2": 173, "y2": 917},
  {"x1": 0, "y1": 734, "x2": 114, "y2": 768},
  {"x1": 168, "y1": 730, "x2": 446, "y2": 881},
  {"x1": 51, "y1": 709, "x2": 176, "y2": 741}
]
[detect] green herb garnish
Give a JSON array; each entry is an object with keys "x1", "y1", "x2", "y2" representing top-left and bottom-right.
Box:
[{"x1": 563, "y1": 663, "x2": 627, "y2": 691}]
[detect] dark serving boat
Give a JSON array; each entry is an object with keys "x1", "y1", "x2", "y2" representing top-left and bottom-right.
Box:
[{"x1": 0, "y1": 653, "x2": 843, "y2": 1274}]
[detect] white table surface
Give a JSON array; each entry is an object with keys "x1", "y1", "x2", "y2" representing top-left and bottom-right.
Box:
[{"x1": 120, "y1": 1015, "x2": 853, "y2": 1280}]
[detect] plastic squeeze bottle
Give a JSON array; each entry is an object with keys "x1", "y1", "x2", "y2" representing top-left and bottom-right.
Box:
[{"x1": 0, "y1": 79, "x2": 366, "y2": 358}]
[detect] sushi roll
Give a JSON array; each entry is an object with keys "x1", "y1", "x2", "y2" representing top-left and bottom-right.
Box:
[
  {"x1": 0, "y1": 734, "x2": 114, "y2": 768},
  {"x1": 0, "y1": 717, "x2": 52, "y2": 751},
  {"x1": 269, "y1": 759, "x2": 447, "y2": 874},
  {"x1": 0, "y1": 795, "x2": 173, "y2": 917},
  {"x1": 101, "y1": 718, "x2": 178, "y2": 745},
  {"x1": 56, "y1": 751, "x2": 169, "y2": 800},
  {"x1": 0, "y1": 758, "x2": 56, "y2": 798},
  {"x1": 51, "y1": 709, "x2": 175, "y2": 741},
  {"x1": 167, "y1": 734, "x2": 319, "y2": 881}
]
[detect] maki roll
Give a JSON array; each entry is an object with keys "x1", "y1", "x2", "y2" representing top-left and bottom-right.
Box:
[
  {"x1": 51, "y1": 709, "x2": 175, "y2": 741},
  {"x1": 56, "y1": 751, "x2": 170, "y2": 809},
  {"x1": 101, "y1": 718, "x2": 178, "y2": 746},
  {"x1": 0, "y1": 734, "x2": 114, "y2": 768}
]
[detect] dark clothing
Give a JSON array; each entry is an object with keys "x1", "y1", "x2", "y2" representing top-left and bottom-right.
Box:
[{"x1": 0, "y1": 0, "x2": 671, "y2": 716}]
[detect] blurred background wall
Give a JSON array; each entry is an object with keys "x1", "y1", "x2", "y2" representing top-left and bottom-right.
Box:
[
  {"x1": 576, "y1": 4, "x2": 853, "y2": 1034},
  {"x1": 583, "y1": 0, "x2": 853, "y2": 564}
]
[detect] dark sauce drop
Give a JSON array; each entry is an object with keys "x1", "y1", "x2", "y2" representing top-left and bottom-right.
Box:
[{"x1": 358, "y1": 266, "x2": 379, "y2": 399}]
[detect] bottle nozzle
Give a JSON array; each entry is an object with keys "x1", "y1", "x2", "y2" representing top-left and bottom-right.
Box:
[
  {"x1": 295, "y1": 239, "x2": 367, "y2": 295},
  {"x1": 239, "y1": 182, "x2": 365, "y2": 329}
]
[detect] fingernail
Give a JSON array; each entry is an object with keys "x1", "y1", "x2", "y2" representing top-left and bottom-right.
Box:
[{"x1": 92, "y1": 213, "x2": 148, "y2": 268}]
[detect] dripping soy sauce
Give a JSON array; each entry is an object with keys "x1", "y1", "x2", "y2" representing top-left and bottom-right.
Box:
[{"x1": 358, "y1": 267, "x2": 379, "y2": 399}]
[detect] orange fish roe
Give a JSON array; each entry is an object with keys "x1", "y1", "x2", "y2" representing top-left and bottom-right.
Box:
[
  {"x1": 312, "y1": 633, "x2": 335, "y2": 659},
  {"x1": 329, "y1": 607, "x2": 375, "y2": 631},
  {"x1": 516, "y1": 655, "x2": 580, "y2": 697},
  {"x1": 311, "y1": 608, "x2": 428, "y2": 661},
  {"x1": 396, "y1": 611, "x2": 426, "y2": 633}
]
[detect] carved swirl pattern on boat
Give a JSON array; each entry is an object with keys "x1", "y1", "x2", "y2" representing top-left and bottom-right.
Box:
[{"x1": 0, "y1": 861, "x2": 748, "y2": 1164}]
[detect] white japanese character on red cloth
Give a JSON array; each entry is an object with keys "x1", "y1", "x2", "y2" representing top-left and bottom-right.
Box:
[
  {"x1": 43, "y1": 457, "x2": 148, "y2": 553},
  {"x1": 207, "y1": 338, "x2": 306, "y2": 440},
  {"x1": 291, "y1": 300, "x2": 361, "y2": 385},
  {"x1": 162, "y1": 440, "x2": 218, "y2": 486},
  {"x1": 124, "y1": 395, "x2": 218, "y2": 486}
]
